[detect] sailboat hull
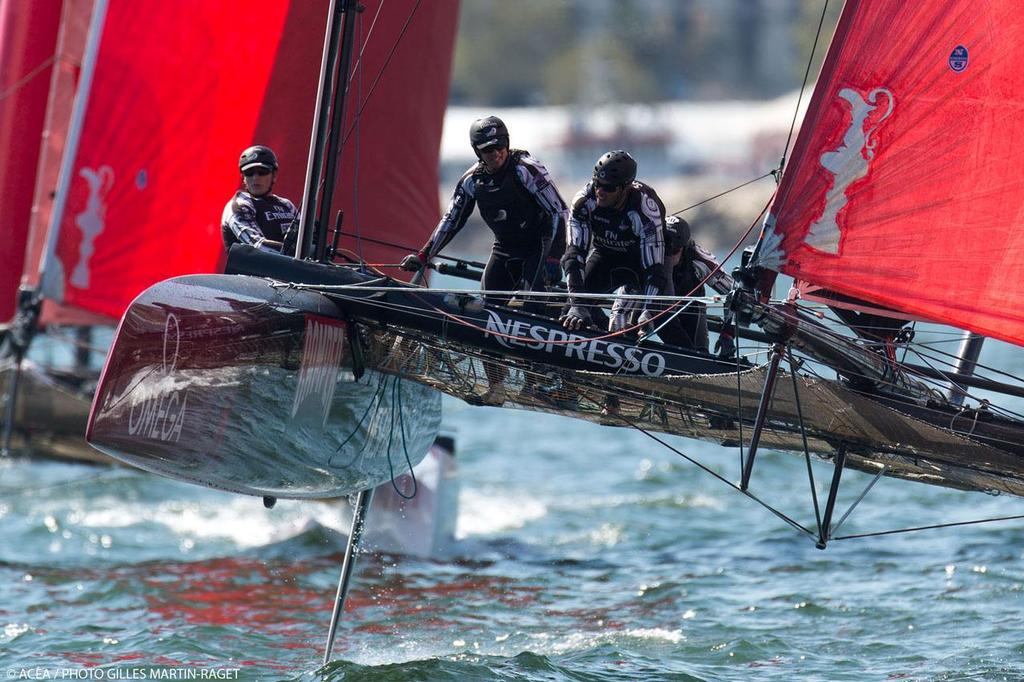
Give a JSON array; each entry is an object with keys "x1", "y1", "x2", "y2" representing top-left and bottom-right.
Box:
[
  {"x1": 0, "y1": 358, "x2": 111, "y2": 463},
  {"x1": 219, "y1": 247, "x2": 1024, "y2": 498},
  {"x1": 86, "y1": 273, "x2": 441, "y2": 499}
]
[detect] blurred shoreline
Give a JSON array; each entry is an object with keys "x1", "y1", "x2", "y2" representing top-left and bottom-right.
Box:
[{"x1": 433, "y1": 93, "x2": 806, "y2": 258}]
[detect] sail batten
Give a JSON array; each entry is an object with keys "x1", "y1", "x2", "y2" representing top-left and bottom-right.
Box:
[{"x1": 759, "y1": 0, "x2": 1024, "y2": 346}]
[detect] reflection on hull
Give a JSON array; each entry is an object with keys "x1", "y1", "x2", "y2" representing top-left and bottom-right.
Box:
[{"x1": 87, "y1": 275, "x2": 441, "y2": 499}]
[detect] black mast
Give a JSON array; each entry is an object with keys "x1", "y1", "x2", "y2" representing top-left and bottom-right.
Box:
[
  {"x1": 295, "y1": 0, "x2": 361, "y2": 262},
  {"x1": 294, "y1": 0, "x2": 372, "y2": 663}
]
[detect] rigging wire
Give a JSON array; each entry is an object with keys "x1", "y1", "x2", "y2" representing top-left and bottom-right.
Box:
[
  {"x1": 833, "y1": 513, "x2": 1024, "y2": 542},
  {"x1": 346, "y1": 0, "x2": 386, "y2": 90},
  {"x1": 339, "y1": 0, "x2": 423, "y2": 150},
  {"x1": 0, "y1": 470, "x2": 111, "y2": 495},
  {"x1": 608, "y1": 409, "x2": 813, "y2": 538},
  {"x1": 596, "y1": 352, "x2": 1024, "y2": 545},
  {"x1": 669, "y1": 172, "x2": 776, "y2": 217},
  {"x1": 314, "y1": 0, "x2": 421, "y2": 252},
  {"x1": 387, "y1": 371, "x2": 419, "y2": 500},
  {"x1": 778, "y1": 0, "x2": 832, "y2": 174}
]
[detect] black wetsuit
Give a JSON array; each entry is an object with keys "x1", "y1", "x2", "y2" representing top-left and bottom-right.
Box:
[
  {"x1": 562, "y1": 180, "x2": 667, "y2": 327},
  {"x1": 662, "y1": 219, "x2": 733, "y2": 351},
  {"x1": 221, "y1": 190, "x2": 299, "y2": 252},
  {"x1": 423, "y1": 150, "x2": 567, "y2": 309}
]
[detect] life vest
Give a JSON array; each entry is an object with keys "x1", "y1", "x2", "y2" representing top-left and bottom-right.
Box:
[{"x1": 472, "y1": 151, "x2": 547, "y2": 251}]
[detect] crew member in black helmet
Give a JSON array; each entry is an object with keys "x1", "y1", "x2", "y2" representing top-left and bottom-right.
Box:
[
  {"x1": 401, "y1": 116, "x2": 568, "y2": 404},
  {"x1": 560, "y1": 150, "x2": 667, "y2": 335},
  {"x1": 402, "y1": 115, "x2": 567, "y2": 299},
  {"x1": 221, "y1": 145, "x2": 299, "y2": 253}
]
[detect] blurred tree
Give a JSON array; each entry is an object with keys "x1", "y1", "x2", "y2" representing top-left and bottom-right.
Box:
[
  {"x1": 449, "y1": 1, "x2": 574, "y2": 106},
  {"x1": 542, "y1": 40, "x2": 660, "y2": 106},
  {"x1": 450, "y1": 0, "x2": 831, "y2": 106},
  {"x1": 793, "y1": 0, "x2": 843, "y2": 85}
]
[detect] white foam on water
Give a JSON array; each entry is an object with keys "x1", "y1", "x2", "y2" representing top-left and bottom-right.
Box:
[
  {"x1": 534, "y1": 626, "x2": 686, "y2": 655},
  {"x1": 456, "y1": 487, "x2": 547, "y2": 537},
  {"x1": 70, "y1": 496, "x2": 326, "y2": 549}
]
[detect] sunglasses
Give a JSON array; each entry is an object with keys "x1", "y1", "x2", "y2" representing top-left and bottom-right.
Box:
[
  {"x1": 243, "y1": 167, "x2": 271, "y2": 177},
  {"x1": 479, "y1": 144, "x2": 507, "y2": 154},
  {"x1": 594, "y1": 181, "x2": 621, "y2": 193}
]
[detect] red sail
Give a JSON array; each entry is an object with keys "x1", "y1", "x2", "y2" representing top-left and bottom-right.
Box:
[
  {"x1": 759, "y1": 1, "x2": 1024, "y2": 346},
  {"x1": 323, "y1": 3, "x2": 459, "y2": 273},
  {"x1": 44, "y1": 1, "x2": 457, "y2": 320},
  {"x1": 0, "y1": 1, "x2": 61, "y2": 323}
]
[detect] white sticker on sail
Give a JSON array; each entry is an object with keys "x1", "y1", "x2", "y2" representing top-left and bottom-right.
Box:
[
  {"x1": 70, "y1": 165, "x2": 114, "y2": 289},
  {"x1": 804, "y1": 87, "x2": 894, "y2": 254},
  {"x1": 292, "y1": 316, "x2": 347, "y2": 428}
]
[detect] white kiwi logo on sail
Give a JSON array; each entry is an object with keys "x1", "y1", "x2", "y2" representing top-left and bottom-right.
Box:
[
  {"x1": 804, "y1": 87, "x2": 894, "y2": 254},
  {"x1": 483, "y1": 310, "x2": 667, "y2": 376},
  {"x1": 128, "y1": 313, "x2": 188, "y2": 443},
  {"x1": 71, "y1": 165, "x2": 114, "y2": 289},
  {"x1": 292, "y1": 316, "x2": 348, "y2": 427}
]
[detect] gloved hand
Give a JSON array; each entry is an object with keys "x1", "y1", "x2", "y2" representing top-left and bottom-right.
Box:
[
  {"x1": 715, "y1": 333, "x2": 736, "y2": 359},
  {"x1": 400, "y1": 252, "x2": 426, "y2": 272},
  {"x1": 560, "y1": 305, "x2": 592, "y2": 331}
]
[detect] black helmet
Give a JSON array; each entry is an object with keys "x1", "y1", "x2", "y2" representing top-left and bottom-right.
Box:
[
  {"x1": 664, "y1": 216, "x2": 691, "y2": 252},
  {"x1": 469, "y1": 116, "x2": 509, "y2": 154},
  {"x1": 593, "y1": 150, "x2": 636, "y2": 186},
  {"x1": 239, "y1": 145, "x2": 278, "y2": 172}
]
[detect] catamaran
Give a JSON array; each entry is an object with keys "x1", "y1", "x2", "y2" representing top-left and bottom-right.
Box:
[
  {"x1": 1, "y1": 0, "x2": 458, "y2": 477},
  {"x1": 70, "y1": 0, "x2": 1024, "y2": 664}
]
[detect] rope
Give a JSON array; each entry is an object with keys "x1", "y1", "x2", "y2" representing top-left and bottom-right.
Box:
[
  {"x1": 327, "y1": 371, "x2": 388, "y2": 469},
  {"x1": 314, "y1": 283, "x2": 719, "y2": 304},
  {"x1": 386, "y1": 372, "x2": 418, "y2": 500}
]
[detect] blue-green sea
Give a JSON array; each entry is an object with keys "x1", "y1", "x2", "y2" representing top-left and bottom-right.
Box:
[{"x1": 3, "y1": 338, "x2": 1024, "y2": 680}]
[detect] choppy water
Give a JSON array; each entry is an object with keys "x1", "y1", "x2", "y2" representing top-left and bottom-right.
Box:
[
  {"x1": 4, "y1": 388, "x2": 1024, "y2": 681},
  {"x1": 6, "y1": 317, "x2": 1024, "y2": 680}
]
